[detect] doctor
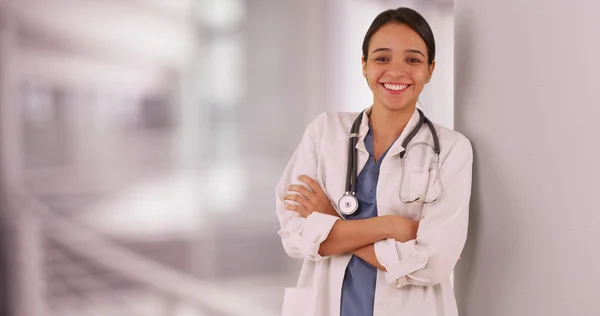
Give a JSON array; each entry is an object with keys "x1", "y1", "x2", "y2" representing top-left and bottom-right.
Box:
[{"x1": 276, "y1": 7, "x2": 473, "y2": 316}]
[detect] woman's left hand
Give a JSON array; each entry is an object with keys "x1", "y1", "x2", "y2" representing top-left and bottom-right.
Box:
[{"x1": 284, "y1": 175, "x2": 340, "y2": 218}]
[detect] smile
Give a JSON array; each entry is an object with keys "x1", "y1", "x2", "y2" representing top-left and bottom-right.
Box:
[{"x1": 380, "y1": 83, "x2": 411, "y2": 94}]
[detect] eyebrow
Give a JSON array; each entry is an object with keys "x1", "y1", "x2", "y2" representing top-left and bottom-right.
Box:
[
  {"x1": 371, "y1": 47, "x2": 391, "y2": 54},
  {"x1": 405, "y1": 49, "x2": 426, "y2": 57},
  {"x1": 370, "y1": 48, "x2": 426, "y2": 57}
]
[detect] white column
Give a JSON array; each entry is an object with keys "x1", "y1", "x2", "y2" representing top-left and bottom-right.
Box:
[
  {"x1": 183, "y1": 1, "x2": 215, "y2": 280},
  {"x1": 454, "y1": 1, "x2": 600, "y2": 315},
  {"x1": 175, "y1": 26, "x2": 210, "y2": 170},
  {"x1": 326, "y1": 0, "x2": 383, "y2": 113},
  {"x1": 302, "y1": 0, "x2": 329, "y2": 119}
]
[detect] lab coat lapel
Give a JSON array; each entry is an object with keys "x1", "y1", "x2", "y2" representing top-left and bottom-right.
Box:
[
  {"x1": 355, "y1": 108, "x2": 371, "y2": 176},
  {"x1": 387, "y1": 108, "x2": 422, "y2": 157}
]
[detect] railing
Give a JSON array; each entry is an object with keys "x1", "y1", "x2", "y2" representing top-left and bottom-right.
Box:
[{"x1": 6, "y1": 188, "x2": 280, "y2": 316}]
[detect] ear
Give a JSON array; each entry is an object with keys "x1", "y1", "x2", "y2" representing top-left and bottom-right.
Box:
[
  {"x1": 361, "y1": 56, "x2": 367, "y2": 77},
  {"x1": 428, "y1": 60, "x2": 436, "y2": 80}
]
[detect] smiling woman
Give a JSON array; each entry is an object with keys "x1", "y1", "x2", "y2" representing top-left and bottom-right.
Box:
[
  {"x1": 275, "y1": 6, "x2": 473, "y2": 316},
  {"x1": 361, "y1": 11, "x2": 436, "y2": 121}
]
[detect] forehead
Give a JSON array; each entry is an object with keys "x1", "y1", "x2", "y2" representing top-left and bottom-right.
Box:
[{"x1": 369, "y1": 23, "x2": 427, "y2": 53}]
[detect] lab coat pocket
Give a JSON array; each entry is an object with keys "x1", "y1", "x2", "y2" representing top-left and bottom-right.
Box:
[
  {"x1": 409, "y1": 170, "x2": 430, "y2": 201},
  {"x1": 281, "y1": 287, "x2": 318, "y2": 316}
]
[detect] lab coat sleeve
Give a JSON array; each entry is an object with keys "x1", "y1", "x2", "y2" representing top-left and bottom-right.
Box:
[
  {"x1": 276, "y1": 113, "x2": 340, "y2": 261},
  {"x1": 374, "y1": 135, "x2": 473, "y2": 288}
]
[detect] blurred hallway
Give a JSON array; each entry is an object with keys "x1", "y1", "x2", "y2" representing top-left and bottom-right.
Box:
[{"x1": 0, "y1": 0, "x2": 454, "y2": 315}]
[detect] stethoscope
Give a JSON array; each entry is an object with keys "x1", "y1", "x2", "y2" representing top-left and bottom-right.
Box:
[{"x1": 337, "y1": 109, "x2": 444, "y2": 216}]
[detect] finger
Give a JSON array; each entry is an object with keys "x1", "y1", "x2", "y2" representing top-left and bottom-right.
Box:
[
  {"x1": 288, "y1": 185, "x2": 318, "y2": 205},
  {"x1": 297, "y1": 175, "x2": 326, "y2": 199},
  {"x1": 284, "y1": 194, "x2": 315, "y2": 212},
  {"x1": 284, "y1": 203, "x2": 310, "y2": 218}
]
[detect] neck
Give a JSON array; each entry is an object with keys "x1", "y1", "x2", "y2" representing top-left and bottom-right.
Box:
[{"x1": 369, "y1": 104, "x2": 416, "y2": 142}]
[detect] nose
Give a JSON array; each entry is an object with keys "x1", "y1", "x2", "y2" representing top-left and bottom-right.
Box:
[{"x1": 385, "y1": 60, "x2": 409, "y2": 78}]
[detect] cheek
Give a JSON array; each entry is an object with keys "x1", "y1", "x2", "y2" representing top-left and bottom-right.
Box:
[
  {"x1": 366, "y1": 73, "x2": 382, "y2": 88},
  {"x1": 410, "y1": 77, "x2": 430, "y2": 93},
  {"x1": 413, "y1": 79, "x2": 427, "y2": 91},
  {"x1": 365, "y1": 65, "x2": 385, "y2": 82},
  {"x1": 411, "y1": 68, "x2": 430, "y2": 81}
]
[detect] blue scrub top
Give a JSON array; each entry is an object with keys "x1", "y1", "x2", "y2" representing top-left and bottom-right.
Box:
[{"x1": 340, "y1": 125, "x2": 394, "y2": 316}]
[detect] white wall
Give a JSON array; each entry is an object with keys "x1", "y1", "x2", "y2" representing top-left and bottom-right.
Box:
[{"x1": 454, "y1": 0, "x2": 600, "y2": 315}]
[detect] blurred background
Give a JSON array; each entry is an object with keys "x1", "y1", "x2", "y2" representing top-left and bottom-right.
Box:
[{"x1": 0, "y1": 0, "x2": 453, "y2": 315}]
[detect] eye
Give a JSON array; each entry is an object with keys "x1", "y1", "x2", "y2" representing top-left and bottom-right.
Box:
[
  {"x1": 374, "y1": 57, "x2": 389, "y2": 62},
  {"x1": 407, "y1": 58, "x2": 422, "y2": 64}
]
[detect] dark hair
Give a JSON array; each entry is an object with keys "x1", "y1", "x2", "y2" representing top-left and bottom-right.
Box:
[{"x1": 362, "y1": 7, "x2": 436, "y2": 65}]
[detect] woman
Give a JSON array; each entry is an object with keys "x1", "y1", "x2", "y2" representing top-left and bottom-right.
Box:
[{"x1": 276, "y1": 7, "x2": 473, "y2": 316}]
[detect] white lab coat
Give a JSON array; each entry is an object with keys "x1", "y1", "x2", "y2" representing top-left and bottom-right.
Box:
[{"x1": 276, "y1": 107, "x2": 473, "y2": 316}]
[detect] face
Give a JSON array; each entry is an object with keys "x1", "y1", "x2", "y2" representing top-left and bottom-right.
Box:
[{"x1": 362, "y1": 23, "x2": 435, "y2": 113}]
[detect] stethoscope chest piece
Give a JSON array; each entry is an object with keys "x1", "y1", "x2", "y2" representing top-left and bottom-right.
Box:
[{"x1": 338, "y1": 193, "x2": 359, "y2": 216}]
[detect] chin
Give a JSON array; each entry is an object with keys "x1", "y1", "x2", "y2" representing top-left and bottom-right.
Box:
[{"x1": 379, "y1": 100, "x2": 415, "y2": 113}]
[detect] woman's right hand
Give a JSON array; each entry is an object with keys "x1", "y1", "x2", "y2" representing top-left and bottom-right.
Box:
[{"x1": 384, "y1": 215, "x2": 419, "y2": 242}]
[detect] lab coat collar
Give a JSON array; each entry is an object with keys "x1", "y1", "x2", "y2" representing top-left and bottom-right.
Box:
[{"x1": 355, "y1": 106, "x2": 422, "y2": 157}]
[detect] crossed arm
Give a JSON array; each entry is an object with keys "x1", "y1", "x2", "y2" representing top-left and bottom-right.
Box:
[
  {"x1": 276, "y1": 117, "x2": 472, "y2": 287},
  {"x1": 283, "y1": 175, "x2": 419, "y2": 271}
]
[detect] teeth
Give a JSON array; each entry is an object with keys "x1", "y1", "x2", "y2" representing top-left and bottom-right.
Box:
[{"x1": 383, "y1": 83, "x2": 408, "y2": 91}]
